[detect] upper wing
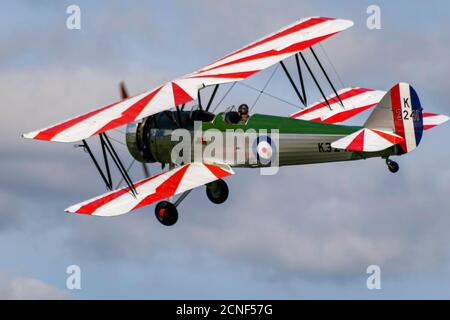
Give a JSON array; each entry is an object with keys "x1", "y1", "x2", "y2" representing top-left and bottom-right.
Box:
[
  {"x1": 65, "y1": 162, "x2": 234, "y2": 216},
  {"x1": 331, "y1": 128, "x2": 404, "y2": 152},
  {"x1": 23, "y1": 17, "x2": 353, "y2": 143},
  {"x1": 290, "y1": 87, "x2": 386, "y2": 124}
]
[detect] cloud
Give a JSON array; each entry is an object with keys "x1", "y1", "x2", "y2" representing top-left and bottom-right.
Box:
[
  {"x1": 0, "y1": 193, "x2": 23, "y2": 231},
  {"x1": 55, "y1": 153, "x2": 450, "y2": 283},
  {"x1": 178, "y1": 154, "x2": 450, "y2": 280},
  {"x1": 0, "y1": 272, "x2": 69, "y2": 300},
  {"x1": 1, "y1": 0, "x2": 450, "y2": 298}
]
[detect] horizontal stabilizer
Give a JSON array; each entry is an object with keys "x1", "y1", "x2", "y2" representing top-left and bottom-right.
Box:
[
  {"x1": 331, "y1": 128, "x2": 404, "y2": 152},
  {"x1": 423, "y1": 112, "x2": 449, "y2": 130},
  {"x1": 290, "y1": 87, "x2": 386, "y2": 124},
  {"x1": 65, "y1": 163, "x2": 234, "y2": 216},
  {"x1": 23, "y1": 17, "x2": 353, "y2": 143}
]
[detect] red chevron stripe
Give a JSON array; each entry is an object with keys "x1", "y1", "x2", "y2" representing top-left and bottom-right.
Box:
[
  {"x1": 372, "y1": 129, "x2": 404, "y2": 145},
  {"x1": 189, "y1": 71, "x2": 258, "y2": 79},
  {"x1": 204, "y1": 164, "x2": 231, "y2": 179},
  {"x1": 422, "y1": 113, "x2": 441, "y2": 130},
  {"x1": 207, "y1": 17, "x2": 332, "y2": 69},
  {"x1": 291, "y1": 88, "x2": 374, "y2": 118},
  {"x1": 198, "y1": 33, "x2": 337, "y2": 75},
  {"x1": 95, "y1": 86, "x2": 162, "y2": 134},
  {"x1": 172, "y1": 82, "x2": 193, "y2": 106},
  {"x1": 34, "y1": 101, "x2": 121, "y2": 141},
  {"x1": 74, "y1": 172, "x2": 165, "y2": 215},
  {"x1": 346, "y1": 130, "x2": 365, "y2": 151},
  {"x1": 321, "y1": 104, "x2": 376, "y2": 124},
  {"x1": 292, "y1": 88, "x2": 375, "y2": 118},
  {"x1": 132, "y1": 164, "x2": 191, "y2": 211}
]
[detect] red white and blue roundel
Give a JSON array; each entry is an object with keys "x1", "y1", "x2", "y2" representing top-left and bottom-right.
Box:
[{"x1": 253, "y1": 135, "x2": 277, "y2": 164}]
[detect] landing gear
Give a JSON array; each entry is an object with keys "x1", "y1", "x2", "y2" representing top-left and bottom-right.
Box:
[
  {"x1": 154, "y1": 181, "x2": 228, "y2": 226},
  {"x1": 386, "y1": 159, "x2": 399, "y2": 174},
  {"x1": 155, "y1": 201, "x2": 178, "y2": 226},
  {"x1": 206, "y1": 179, "x2": 229, "y2": 204}
]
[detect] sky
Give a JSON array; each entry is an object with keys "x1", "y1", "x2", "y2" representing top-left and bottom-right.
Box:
[{"x1": 1, "y1": 0, "x2": 450, "y2": 299}]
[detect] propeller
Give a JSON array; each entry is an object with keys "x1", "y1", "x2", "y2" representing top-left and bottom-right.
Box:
[
  {"x1": 119, "y1": 81, "x2": 129, "y2": 100},
  {"x1": 120, "y1": 81, "x2": 151, "y2": 178}
]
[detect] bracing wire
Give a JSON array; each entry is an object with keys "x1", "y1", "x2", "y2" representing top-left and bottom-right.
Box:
[
  {"x1": 112, "y1": 128, "x2": 126, "y2": 135},
  {"x1": 237, "y1": 82, "x2": 299, "y2": 109},
  {"x1": 211, "y1": 82, "x2": 236, "y2": 113},
  {"x1": 250, "y1": 64, "x2": 279, "y2": 112},
  {"x1": 319, "y1": 43, "x2": 346, "y2": 89},
  {"x1": 115, "y1": 159, "x2": 136, "y2": 189},
  {"x1": 107, "y1": 135, "x2": 127, "y2": 147}
]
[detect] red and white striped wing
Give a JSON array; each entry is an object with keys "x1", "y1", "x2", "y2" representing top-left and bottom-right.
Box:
[
  {"x1": 23, "y1": 17, "x2": 353, "y2": 143},
  {"x1": 331, "y1": 128, "x2": 404, "y2": 152},
  {"x1": 65, "y1": 163, "x2": 234, "y2": 216},
  {"x1": 188, "y1": 17, "x2": 353, "y2": 84},
  {"x1": 422, "y1": 112, "x2": 449, "y2": 130},
  {"x1": 290, "y1": 87, "x2": 386, "y2": 124}
]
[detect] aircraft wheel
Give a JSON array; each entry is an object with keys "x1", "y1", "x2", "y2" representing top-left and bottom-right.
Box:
[
  {"x1": 387, "y1": 160, "x2": 399, "y2": 174},
  {"x1": 155, "y1": 201, "x2": 178, "y2": 226},
  {"x1": 206, "y1": 179, "x2": 229, "y2": 204}
]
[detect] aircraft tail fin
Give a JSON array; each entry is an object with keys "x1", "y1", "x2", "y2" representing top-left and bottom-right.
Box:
[{"x1": 364, "y1": 83, "x2": 423, "y2": 154}]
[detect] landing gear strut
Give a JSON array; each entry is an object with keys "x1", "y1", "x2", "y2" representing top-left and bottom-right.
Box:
[
  {"x1": 386, "y1": 158, "x2": 399, "y2": 174},
  {"x1": 206, "y1": 179, "x2": 229, "y2": 204},
  {"x1": 154, "y1": 180, "x2": 228, "y2": 226},
  {"x1": 155, "y1": 201, "x2": 178, "y2": 226}
]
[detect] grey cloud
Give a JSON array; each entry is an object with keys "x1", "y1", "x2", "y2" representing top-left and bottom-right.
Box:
[
  {"x1": 0, "y1": 272, "x2": 69, "y2": 299},
  {"x1": 1, "y1": 1, "x2": 450, "y2": 293},
  {"x1": 177, "y1": 155, "x2": 450, "y2": 280},
  {"x1": 57, "y1": 154, "x2": 450, "y2": 282},
  {"x1": 0, "y1": 192, "x2": 23, "y2": 231}
]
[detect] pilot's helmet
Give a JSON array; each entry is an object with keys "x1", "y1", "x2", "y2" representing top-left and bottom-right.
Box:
[{"x1": 238, "y1": 104, "x2": 249, "y2": 115}]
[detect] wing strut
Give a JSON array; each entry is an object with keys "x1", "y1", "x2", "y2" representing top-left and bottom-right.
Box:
[
  {"x1": 298, "y1": 52, "x2": 332, "y2": 110},
  {"x1": 205, "y1": 85, "x2": 219, "y2": 112},
  {"x1": 79, "y1": 134, "x2": 137, "y2": 196},
  {"x1": 294, "y1": 54, "x2": 307, "y2": 106},
  {"x1": 81, "y1": 139, "x2": 113, "y2": 191},
  {"x1": 280, "y1": 60, "x2": 307, "y2": 107},
  {"x1": 309, "y1": 47, "x2": 344, "y2": 107},
  {"x1": 280, "y1": 49, "x2": 342, "y2": 110}
]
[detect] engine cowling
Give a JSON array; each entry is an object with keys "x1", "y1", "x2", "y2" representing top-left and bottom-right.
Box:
[
  {"x1": 126, "y1": 110, "x2": 216, "y2": 164},
  {"x1": 126, "y1": 117, "x2": 156, "y2": 163}
]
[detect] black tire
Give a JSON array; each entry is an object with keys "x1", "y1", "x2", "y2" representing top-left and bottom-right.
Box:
[
  {"x1": 206, "y1": 179, "x2": 229, "y2": 204},
  {"x1": 388, "y1": 161, "x2": 399, "y2": 173},
  {"x1": 155, "y1": 201, "x2": 178, "y2": 226}
]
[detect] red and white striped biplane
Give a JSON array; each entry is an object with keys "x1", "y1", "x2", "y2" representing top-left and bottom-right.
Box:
[{"x1": 23, "y1": 17, "x2": 448, "y2": 225}]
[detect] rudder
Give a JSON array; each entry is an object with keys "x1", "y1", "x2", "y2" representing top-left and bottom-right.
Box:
[{"x1": 364, "y1": 83, "x2": 423, "y2": 153}]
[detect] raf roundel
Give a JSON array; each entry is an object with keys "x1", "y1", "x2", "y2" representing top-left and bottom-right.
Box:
[{"x1": 253, "y1": 135, "x2": 277, "y2": 164}]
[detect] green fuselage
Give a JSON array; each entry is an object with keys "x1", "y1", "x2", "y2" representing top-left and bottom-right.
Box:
[
  {"x1": 203, "y1": 113, "x2": 394, "y2": 167},
  {"x1": 128, "y1": 111, "x2": 397, "y2": 167}
]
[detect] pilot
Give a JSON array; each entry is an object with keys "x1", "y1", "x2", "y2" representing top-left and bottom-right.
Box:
[{"x1": 238, "y1": 104, "x2": 250, "y2": 124}]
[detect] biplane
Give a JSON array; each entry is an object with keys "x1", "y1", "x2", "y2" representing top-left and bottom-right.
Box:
[{"x1": 23, "y1": 17, "x2": 448, "y2": 226}]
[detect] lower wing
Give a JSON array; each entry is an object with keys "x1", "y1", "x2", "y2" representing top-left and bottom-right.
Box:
[{"x1": 65, "y1": 163, "x2": 234, "y2": 216}]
